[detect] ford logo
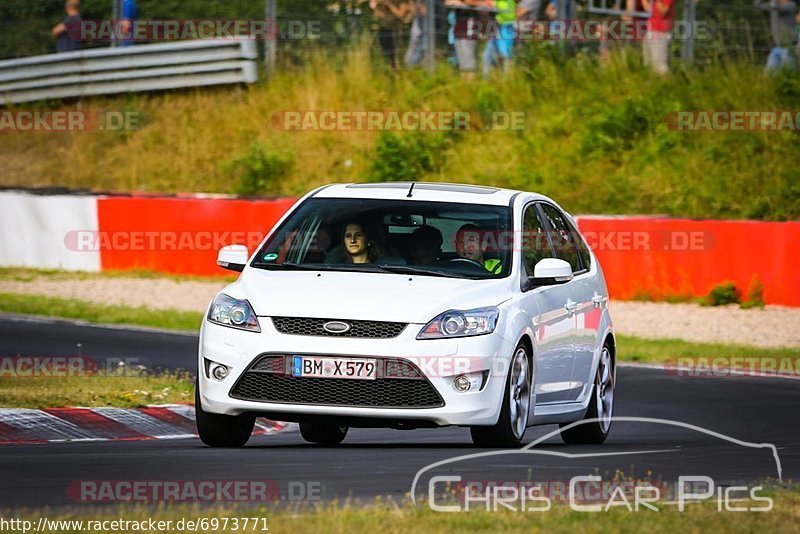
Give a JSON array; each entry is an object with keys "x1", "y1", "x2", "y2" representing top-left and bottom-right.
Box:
[{"x1": 323, "y1": 321, "x2": 351, "y2": 334}]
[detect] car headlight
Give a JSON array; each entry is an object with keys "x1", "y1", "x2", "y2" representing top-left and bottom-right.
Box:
[
  {"x1": 417, "y1": 307, "x2": 499, "y2": 340},
  {"x1": 207, "y1": 294, "x2": 260, "y2": 332}
]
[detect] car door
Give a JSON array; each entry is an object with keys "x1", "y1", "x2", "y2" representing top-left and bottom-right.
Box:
[
  {"x1": 539, "y1": 203, "x2": 599, "y2": 402},
  {"x1": 518, "y1": 202, "x2": 576, "y2": 405}
]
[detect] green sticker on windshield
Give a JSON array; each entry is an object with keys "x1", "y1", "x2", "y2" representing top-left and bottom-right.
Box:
[{"x1": 262, "y1": 253, "x2": 279, "y2": 262}]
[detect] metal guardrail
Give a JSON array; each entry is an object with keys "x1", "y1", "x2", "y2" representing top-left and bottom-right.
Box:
[{"x1": 0, "y1": 39, "x2": 259, "y2": 106}]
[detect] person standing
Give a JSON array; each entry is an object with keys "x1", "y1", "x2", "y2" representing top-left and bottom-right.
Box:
[
  {"x1": 405, "y1": 0, "x2": 428, "y2": 67},
  {"x1": 371, "y1": 0, "x2": 414, "y2": 68},
  {"x1": 119, "y1": 0, "x2": 139, "y2": 47},
  {"x1": 641, "y1": 0, "x2": 675, "y2": 74},
  {"x1": 755, "y1": 0, "x2": 798, "y2": 73},
  {"x1": 52, "y1": 0, "x2": 83, "y2": 53},
  {"x1": 448, "y1": 0, "x2": 495, "y2": 76},
  {"x1": 483, "y1": 0, "x2": 517, "y2": 76}
]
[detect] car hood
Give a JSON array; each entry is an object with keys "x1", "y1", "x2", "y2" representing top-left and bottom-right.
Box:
[{"x1": 225, "y1": 268, "x2": 512, "y2": 324}]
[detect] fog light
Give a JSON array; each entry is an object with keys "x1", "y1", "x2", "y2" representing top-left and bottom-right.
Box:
[
  {"x1": 211, "y1": 364, "x2": 229, "y2": 381},
  {"x1": 453, "y1": 375, "x2": 472, "y2": 392}
]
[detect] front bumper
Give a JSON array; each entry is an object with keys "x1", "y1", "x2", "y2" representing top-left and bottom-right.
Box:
[{"x1": 198, "y1": 317, "x2": 515, "y2": 427}]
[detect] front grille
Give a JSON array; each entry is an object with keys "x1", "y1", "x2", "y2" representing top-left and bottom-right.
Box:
[
  {"x1": 271, "y1": 317, "x2": 407, "y2": 339},
  {"x1": 230, "y1": 355, "x2": 445, "y2": 409}
]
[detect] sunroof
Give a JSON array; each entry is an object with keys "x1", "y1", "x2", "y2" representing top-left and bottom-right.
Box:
[{"x1": 346, "y1": 183, "x2": 500, "y2": 194}]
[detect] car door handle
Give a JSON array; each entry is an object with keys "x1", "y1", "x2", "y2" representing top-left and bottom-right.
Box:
[
  {"x1": 564, "y1": 301, "x2": 578, "y2": 314},
  {"x1": 592, "y1": 294, "x2": 608, "y2": 309}
]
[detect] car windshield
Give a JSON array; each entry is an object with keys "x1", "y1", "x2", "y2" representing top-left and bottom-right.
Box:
[{"x1": 252, "y1": 198, "x2": 513, "y2": 279}]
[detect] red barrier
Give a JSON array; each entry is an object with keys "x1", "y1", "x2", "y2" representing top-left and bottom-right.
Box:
[
  {"x1": 96, "y1": 197, "x2": 297, "y2": 276},
  {"x1": 95, "y1": 196, "x2": 800, "y2": 306},
  {"x1": 576, "y1": 217, "x2": 800, "y2": 307}
]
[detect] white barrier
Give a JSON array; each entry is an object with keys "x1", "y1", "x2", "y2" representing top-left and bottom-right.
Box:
[
  {"x1": 0, "y1": 192, "x2": 100, "y2": 271},
  {"x1": 0, "y1": 39, "x2": 259, "y2": 105}
]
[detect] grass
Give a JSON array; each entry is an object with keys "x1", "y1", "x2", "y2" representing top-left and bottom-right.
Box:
[
  {"x1": 0, "y1": 371, "x2": 194, "y2": 409},
  {"x1": 616, "y1": 335, "x2": 798, "y2": 364},
  {"x1": 1, "y1": 44, "x2": 799, "y2": 220},
  {"x1": 0, "y1": 292, "x2": 203, "y2": 332},
  {"x1": 4, "y1": 491, "x2": 800, "y2": 533}
]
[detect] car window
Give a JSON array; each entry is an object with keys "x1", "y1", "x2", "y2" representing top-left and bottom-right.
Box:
[
  {"x1": 539, "y1": 204, "x2": 582, "y2": 273},
  {"x1": 522, "y1": 204, "x2": 553, "y2": 276},
  {"x1": 567, "y1": 217, "x2": 592, "y2": 271},
  {"x1": 252, "y1": 198, "x2": 513, "y2": 280}
]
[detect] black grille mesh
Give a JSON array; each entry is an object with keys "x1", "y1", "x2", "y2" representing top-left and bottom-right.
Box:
[
  {"x1": 271, "y1": 317, "x2": 407, "y2": 339},
  {"x1": 230, "y1": 356, "x2": 444, "y2": 409}
]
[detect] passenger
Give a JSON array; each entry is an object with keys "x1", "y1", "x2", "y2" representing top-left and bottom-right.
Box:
[
  {"x1": 343, "y1": 222, "x2": 384, "y2": 264},
  {"x1": 454, "y1": 223, "x2": 503, "y2": 274},
  {"x1": 409, "y1": 225, "x2": 444, "y2": 265}
]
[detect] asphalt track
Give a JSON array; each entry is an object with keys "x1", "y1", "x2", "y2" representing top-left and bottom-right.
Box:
[{"x1": 0, "y1": 314, "x2": 798, "y2": 508}]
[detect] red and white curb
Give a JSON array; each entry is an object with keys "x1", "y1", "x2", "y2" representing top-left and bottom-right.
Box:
[{"x1": 0, "y1": 405, "x2": 293, "y2": 445}]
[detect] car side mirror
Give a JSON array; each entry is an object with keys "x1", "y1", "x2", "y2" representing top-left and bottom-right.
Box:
[
  {"x1": 526, "y1": 258, "x2": 574, "y2": 289},
  {"x1": 217, "y1": 245, "x2": 249, "y2": 272}
]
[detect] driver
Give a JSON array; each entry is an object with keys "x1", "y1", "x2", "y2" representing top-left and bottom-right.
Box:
[{"x1": 454, "y1": 224, "x2": 503, "y2": 274}]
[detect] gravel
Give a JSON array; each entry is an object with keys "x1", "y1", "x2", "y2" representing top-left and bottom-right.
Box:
[{"x1": 1, "y1": 277, "x2": 798, "y2": 349}]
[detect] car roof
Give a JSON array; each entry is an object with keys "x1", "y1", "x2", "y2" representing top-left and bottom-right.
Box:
[{"x1": 313, "y1": 182, "x2": 545, "y2": 207}]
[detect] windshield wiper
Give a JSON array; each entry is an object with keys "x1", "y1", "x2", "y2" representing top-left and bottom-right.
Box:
[
  {"x1": 254, "y1": 262, "x2": 378, "y2": 273},
  {"x1": 375, "y1": 264, "x2": 468, "y2": 279}
]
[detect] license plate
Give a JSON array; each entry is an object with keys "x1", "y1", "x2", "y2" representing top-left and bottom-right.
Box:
[{"x1": 292, "y1": 356, "x2": 377, "y2": 380}]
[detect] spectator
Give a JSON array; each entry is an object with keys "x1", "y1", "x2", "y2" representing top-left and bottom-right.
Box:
[
  {"x1": 755, "y1": 0, "x2": 798, "y2": 73},
  {"x1": 409, "y1": 226, "x2": 444, "y2": 265},
  {"x1": 405, "y1": 0, "x2": 428, "y2": 67},
  {"x1": 597, "y1": 0, "x2": 644, "y2": 64},
  {"x1": 52, "y1": 0, "x2": 82, "y2": 53},
  {"x1": 516, "y1": 0, "x2": 541, "y2": 23},
  {"x1": 119, "y1": 0, "x2": 139, "y2": 47},
  {"x1": 447, "y1": 0, "x2": 494, "y2": 77},
  {"x1": 455, "y1": 223, "x2": 503, "y2": 274},
  {"x1": 483, "y1": 0, "x2": 517, "y2": 76},
  {"x1": 796, "y1": 11, "x2": 800, "y2": 58},
  {"x1": 641, "y1": 0, "x2": 676, "y2": 74},
  {"x1": 371, "y1": 0, "x2": 414, "y2": 68},
  {"x1": 545, "y1": 0, "x2": 573, "y2": 30},
  {"x1": 515, "y1": 0, "x2": 541, "y2": 49}
]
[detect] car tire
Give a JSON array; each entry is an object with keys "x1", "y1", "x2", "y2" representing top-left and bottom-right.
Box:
[
  {"x1": 299, "y1": 422, "x2": 349, "y2": 446},
  {"x1": 470, "y1": 342, "x2": 531, "y2": 448},
  {"x1": 195, "y1": 380, "x2": 255, "y2": 448},
  {"x1": 559, "y1": 343, "x2": 615, "y2": 445}
]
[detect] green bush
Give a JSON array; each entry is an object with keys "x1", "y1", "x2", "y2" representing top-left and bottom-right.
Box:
[
  {"x1": 703, "y1": 281, "x2": 741, "y2": 306},
  {"x1": 581, "y1": 100, "x2": 652, "y2": 156},
  {"x1": 224, "y1": 142, "x2": 294, "y2": 197},
  {"x1": 367, "y1": 132, "x2": 449, "y2": 183},
  {"x1": 741, "y1": 277, "x2": 766, "y2": 309}
]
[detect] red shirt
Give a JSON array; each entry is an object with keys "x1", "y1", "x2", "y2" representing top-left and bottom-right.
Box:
[{"x1": 648, "y1": 0, "x2": 675, "y2": 33}]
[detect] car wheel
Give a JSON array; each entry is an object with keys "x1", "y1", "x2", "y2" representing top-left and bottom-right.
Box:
[
  {"x1": 299, "y1": 422, "x2": 349, "y2": 446},
  {"x1": 195, "y1": 380, "x2": 255, "y2": 448},
  {"x1": 470, "y1": 342, "x2": 531, "y2": 448},
  {"x1": 560, "y1": 343, "x2": 615, "y2": 445}
]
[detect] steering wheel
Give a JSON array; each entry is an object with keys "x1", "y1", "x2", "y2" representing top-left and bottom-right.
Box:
[{"x1": 449, "y1": 257, "x2": 485, "y2": 271}]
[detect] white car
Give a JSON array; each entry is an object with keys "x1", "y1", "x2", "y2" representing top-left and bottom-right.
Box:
[{"x1": 197, "y1": 183, "x2": 615, "y2": 448}]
